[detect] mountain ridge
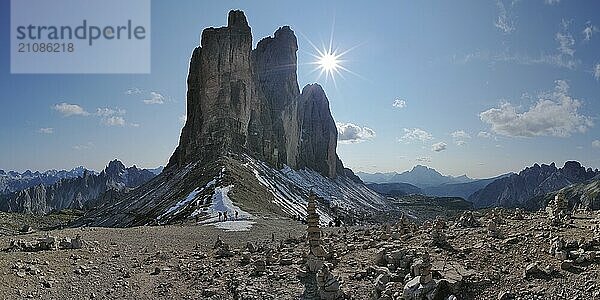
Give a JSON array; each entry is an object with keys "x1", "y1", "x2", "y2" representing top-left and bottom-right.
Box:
[
  {"x1": 469, "y1": 161, "x2": 599, "y2": 210},
  {"x1": 357, "y1": 165, "x2": 474, "y2": 187},
  {"x1": 0, "y1": 166, "x2": 92, "y2": 195},
  {"x1": 0, "y1": 160, "x2": 157, "y2": 214}
]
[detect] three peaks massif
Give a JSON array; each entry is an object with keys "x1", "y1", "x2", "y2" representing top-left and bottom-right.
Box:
[{"x1": 77, "y1": 10, "x2": 389, "y2": 226}]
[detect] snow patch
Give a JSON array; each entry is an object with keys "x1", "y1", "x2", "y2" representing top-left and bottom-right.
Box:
[
  {"x1": 209, "y1": 220, "x2": 256, "y2": 232},
  {"x1": 196, "y1": 185, "x2": 253, "y2": 223}
]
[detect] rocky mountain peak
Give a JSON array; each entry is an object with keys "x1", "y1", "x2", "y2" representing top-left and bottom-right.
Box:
[
  {"x1": 168, "y1": 10, "x2": 343, "y2": 178},
  {"x1": 104, "y1": 160, "x2": 126, "y2": 177},
  {"x1": 227, "y1": 9, "x2": 250, "y2": 29}
]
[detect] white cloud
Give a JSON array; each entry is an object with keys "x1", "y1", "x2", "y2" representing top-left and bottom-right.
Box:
[
  {"x1": 336, "y1": 122, "x2": 376, "y2": 144},
  {"x1": 179, "y1": 114, "x2": 187, "y2": 125},
  {"x1": 544, "y1": 0, "x2": 560, "y2": 5},
  {"x1": 400, "y1": 128, "x2": 433, "y2": 143},
  {"x1": 102, "y1": 116, "x2": 126, "y2": 127},
  {"x1": 593, "y1": 140, "x2": 600, "y2": 149},
  {"x1": 480, "y1": 80, "x2": 593, "y2": 138},
  {"x1": 451, "y1": 130, "x2": 471, "y2": 139},
  {"x1": 143, "y1": 92, "x2": 165, "y2": 104},
  {"x1": 73, "y1": 142, "x2": 94, "y2": 150},
  {"x1": 431, "y1": 142, "x2": 447, "y2": 152},
  {"x1": 53, "y1": 103, "x2": 90, "y2": 117},
  {"x1": 494, "y1": 0, "x2": 517, "y2": 34},
  {"x1": 478, "y1": 131, "x2": 493, "y2": 138},
  {"x1": 392, "y1": 99, "x2": 406, "y2": 108},
  {"x1": 583, "y1": 22, "x2": 598, "y2": 42},
  {"x1": 594, "y1": 64, "x2": 600, "y2": 81},
  {"x1": 458, "y1": 48, "x2": 578, "y2": 70},
  {"x1": 556, "y1": 19, "x2": 575, "y2": 57},
  {"x1": 38, "y1": 127, "x2": 54, "y2": 134},
  {"x1": 95, "y1": 107, "x2": 130, "y2": 126},
  {"x1": 125, "y1": 87, "x2": 142, "y2": 95},
  {"x1": 96, "y1": 107, "x2": 126, "y2": 117},
  {"x1": 415, "y1": 157, "x2": 432, "y2": 163}
]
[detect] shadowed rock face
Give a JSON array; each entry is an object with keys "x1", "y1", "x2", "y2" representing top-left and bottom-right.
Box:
[{"x1": 168, "y1": 10, "x2": 342, "y2": 178}]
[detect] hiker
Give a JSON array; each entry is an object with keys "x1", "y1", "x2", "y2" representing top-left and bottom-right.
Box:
[
  {"x1": 218, "y1": 211, "x2": 222, "y2": 222},
  {"x1": 224, "y1": 211, "x2": 228, "y2": 221},
  {"x1": 235, "y1": 210, "x2": 239, "y2": 220}
]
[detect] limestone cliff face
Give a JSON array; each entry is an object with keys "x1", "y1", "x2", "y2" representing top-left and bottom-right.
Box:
[
  {"x1": 168, "y1": 10, "x2": 343, "y2": 178},
  {"x1": 288, "y1": 84, "x2": 342, "y2": 178}
]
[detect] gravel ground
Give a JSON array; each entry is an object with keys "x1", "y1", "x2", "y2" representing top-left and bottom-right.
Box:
[{"x1": 0, "y1": 211, "x2": 598, "y2": 299}]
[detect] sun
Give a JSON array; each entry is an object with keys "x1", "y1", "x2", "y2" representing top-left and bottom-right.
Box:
[
  {"x1": 318, "y1": 51, "x2": 341, "y2": 73},
  {"x1": 304, "y1": 31, "x2": 359, "y2": 85}
]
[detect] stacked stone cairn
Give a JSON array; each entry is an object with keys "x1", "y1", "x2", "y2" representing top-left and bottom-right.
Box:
[
  {"x1": 487, "y1": 219, "x2": 500, "y2": 239},
  {"x1": 298, "y1": 193, "x2": 342, "y2": 300},
  {"x1": 456, "y1": 211, "x2": 479, "y2": 228},
  {"x1": 546, "y1": 192, "x2": 571, "y2": 226},
  {"x1": 403, "y1": 252, "x2": 437, "y2": 299},
  {"x1": 595, "y1": 214, "x2": 600, "y2": 239},
  {"x1": 430, "y1": 217, "x2": 448, "y2": 248},
  {"x1": 513, "y1": 208, "x2": 524, "y2": 220}
]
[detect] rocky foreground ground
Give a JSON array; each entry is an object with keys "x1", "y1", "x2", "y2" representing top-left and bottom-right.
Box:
[{"x1": 0, "y1": 210, "x2": 599, "y2": 300}]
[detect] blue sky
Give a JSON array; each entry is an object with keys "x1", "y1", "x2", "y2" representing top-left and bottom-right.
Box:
[{"x1": 1, "y1": 0, "x2": 599, "y2": 178}]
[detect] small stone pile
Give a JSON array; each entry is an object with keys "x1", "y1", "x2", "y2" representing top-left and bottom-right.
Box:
[
  {"x1": 593, "y1": 214, "x2": 600, "y2": 239},
  {"x1": 487, "y1": 220, "x2": 501, "y2": 238},
  {"x1": 253, "y1": 259, "x2": 266, "y2": 276},
  {"x1": 546, "y1": 192, "x2": 571, "y2": 226},
  {"x1": 317, "y1": 264, "x2": 341, "y2": 300},
  {"x1": 456, "y1": 211, "x2": 479, "y2": 228},
  {"x1": 403, "y1": 252, "x2": 437, "y2": 300},
  {"x1": 6, "y1": 235, "x2": 83, "y2": 252},
  {"x1": 430, "y1": 217, "x2": 448, "y2": 248},
  {"x1": 490, "y1": 208, "x2": 505, "y2": 225},
  {"x1": 549, "y1": 237, "x2": 598, "y2": 270},
  {"x1": 512, "y1": 208, "x2": 524, "y2": 220},
  {"x1": 214, "y1": 237, "x2": 234, "y2": 258}
]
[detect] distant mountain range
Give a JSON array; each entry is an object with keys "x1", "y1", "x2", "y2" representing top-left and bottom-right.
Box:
[
  {"x1": 0, "y1": 160, "x2": 159, "y2": 214},
  {"x1": 468, "y1": 161, "x2": 600, "y2": 210},
  {"x1": 358, "y1": 165, "x2": 514, "y2": 200},
  {"x1": 357, "y1": 165, "x2": 474, "y2": 187},
  {"x1": 422, "y1": 173, "x2": 513, "y2": 200},
  {"x1": 0, "y1": 166, "x2": 92, "y2": 195}
]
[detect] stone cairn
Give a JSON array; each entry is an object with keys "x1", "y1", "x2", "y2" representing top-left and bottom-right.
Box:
[
  {"x1": 403, "y1": 251, "x2": 437, "y2": 299},
  {"x1": 594, "y1": 214, "x2": 600, "y2": 239},
  {"x1": 487, "y1": 219, "x2": 500, "y2": 238},
  {"x1": 430, "y1": 217, "x2": 448, "y2": 248},
  {"x1": 456, "y1": 211, "x2": 480, "y2": 228},
  {"x1": 546, "y1": 192, "x2": 571, "y2": 226},
  {"x1": 298, "y1": 193, "x2": 342, "y2": 300}
]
